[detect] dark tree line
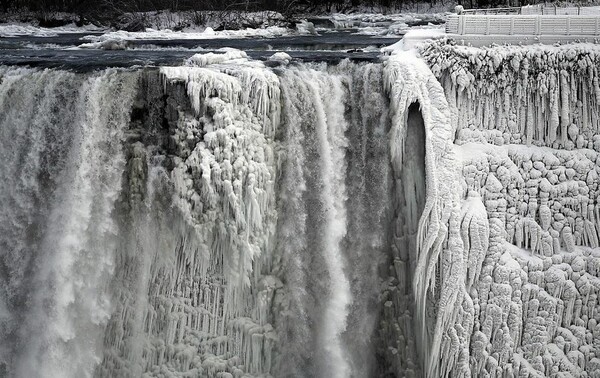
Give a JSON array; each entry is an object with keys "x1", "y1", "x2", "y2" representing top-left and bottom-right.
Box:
[
  {"x1": 1, "y1": 0, "x2": 289, "y2": 13},
  {"x1": 0, "y1": 0, "x2": 452, "y2": 14},
  {"x1": 0, "y1": 0, "x2": 556, "y2": 22}
]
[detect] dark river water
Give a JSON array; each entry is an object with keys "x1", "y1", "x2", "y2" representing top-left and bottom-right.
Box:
[{"x1": 0, "y1": 30, "x2": 403, "y2": 69}]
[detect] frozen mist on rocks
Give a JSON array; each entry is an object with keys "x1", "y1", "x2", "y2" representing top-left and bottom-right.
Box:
[{"x1": 1, "y1": 39, "x2": 600, "y2": 378}]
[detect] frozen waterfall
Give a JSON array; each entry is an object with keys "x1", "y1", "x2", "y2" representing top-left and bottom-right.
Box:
[
  {"x1": 2, "y1": 40, "x2": 600, "y2": 378},
  {"x1": 0, "y1": 59, "x2": 398, "y2": 378}
]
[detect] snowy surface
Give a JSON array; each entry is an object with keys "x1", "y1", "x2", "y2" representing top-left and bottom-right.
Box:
[
  {"x1": 80, "y1": 25, "x2": 293, "y2": 42},
  {"x1": 328, "y1": 12, "x2": 448, "y2": 36},
  {"x1": 0, "y1": 23, "x2": 104, "y2": 37},
  {"x1": 381, "y1": 27, "x2": 445, "y2": 53}
]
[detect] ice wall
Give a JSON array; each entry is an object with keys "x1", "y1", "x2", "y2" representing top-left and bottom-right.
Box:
[
  {"x1": 97, "y1": 56, "x2": 282, "y2": 378},
  {"x1": 94, "y1": 56, "x2": 394, "y2": 378},
  {"x1": 419, "y1": 40, "x2": 600, "y2": 377}
]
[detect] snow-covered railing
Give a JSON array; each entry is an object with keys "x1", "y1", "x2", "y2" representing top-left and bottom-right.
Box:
[
  {"x1": 461, "y1": 5, "x2": 597, "y2": 15},
  {"x1": 461, "y1": 6, "x2": 522, "y2": 15},
  {"x1": 446, "y1": 15, "x2": 600, "y2": 36},
  {"x1": 521, "y1": 4, "x2": 591, "y2": 15}
]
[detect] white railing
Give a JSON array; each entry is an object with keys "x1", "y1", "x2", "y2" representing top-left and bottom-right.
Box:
[
  {"x1": 521, "y1": 5, "x2": 590, "y2": 15},
  {"x1": 461, "y1": 5, "x2": 599, "y2": 16},
  {"x1": 462, "y1": 6, "x2": 522, "y2": 15},
  {"x1": 446, "y1": 15, "x2": 600, "y2": 36}
]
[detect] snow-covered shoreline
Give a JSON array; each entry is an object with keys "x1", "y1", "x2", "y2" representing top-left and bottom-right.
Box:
[{"x1": 0, "y1": 9, "x2": 449, "y2": 40}]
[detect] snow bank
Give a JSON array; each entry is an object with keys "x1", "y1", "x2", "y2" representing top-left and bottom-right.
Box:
[
  {"x1": 381, "y1": 28, "x2": 445, "y2": 53},
  {"x1": 118, "y1": 9, "x2": 286, "y2": 32},
  {"x1": 0, "y1": 23, "x2": 103, "y2": 37},
  {"x1": 77, "y1": 39, "x2": 132, "y2": 50},
  {"x1": 184, "y1": 49, "x2": 249, "y2": 66},
  {"x1": 330, "y1": 12, "x2": 448, "y2": 36},
  {"x1": 81, "y1": 25, "x2": 294, "y2": 43}
]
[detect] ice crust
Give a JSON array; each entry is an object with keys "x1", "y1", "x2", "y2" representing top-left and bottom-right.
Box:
[{"x1": 412, "y1": 40, "x2": 600, "y2": 378}]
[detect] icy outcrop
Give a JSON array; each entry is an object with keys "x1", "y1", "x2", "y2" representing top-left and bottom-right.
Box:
[
  {"x1": 383, "y1": 51, "x2": 467, "y2": 378},
  {"x1": 94, "y1": 55, "x2": 393, "y2": 378},
  {"x1": 421, "y1": 41, "x2": 600, "y2": 377},
  {"x1": 96, "y1": 55, "x2": 282, "y2": 378},
  {"x1": 422, "y1": 41, "x2": 600, "y2": 150}
]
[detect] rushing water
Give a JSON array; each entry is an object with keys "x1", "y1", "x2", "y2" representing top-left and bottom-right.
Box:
[
  {"x1": 0, "y1": 67, "x2": 139, "y2": 378},
  {"x1": 0, "y1": 59, "x2": 420, "y2": 378}
]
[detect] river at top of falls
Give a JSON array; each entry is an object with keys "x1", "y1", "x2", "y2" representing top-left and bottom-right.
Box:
[{"x1": 0, "y1": 53, "x2": 403, "y2": 378}]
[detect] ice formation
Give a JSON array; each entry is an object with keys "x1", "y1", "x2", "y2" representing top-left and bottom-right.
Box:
[
  {"x1": 2, "y1": 37, "x2": 600, "y2": 378},
  {"x1": 98, "y1": 53, "x2": 391, "y2": 377},
  {"x1": 417, "y1": 40, "x2": 600, "y2": 377},
  {"x1": 79, "y1": 25, "x2": 294, "y2": 44},
  {"x1": 382, "y1": 51, "x2": 466, "y2": 377}
]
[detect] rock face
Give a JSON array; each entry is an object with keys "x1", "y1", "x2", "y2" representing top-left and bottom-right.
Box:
[{"x1": 418, "y1": 41, "x2": 600, "y2": 378}]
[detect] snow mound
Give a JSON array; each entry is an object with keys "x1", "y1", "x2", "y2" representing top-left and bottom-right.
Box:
[
  {"x1": 382, "y1": 28, "x2": 445, "y2": 53},
  {"x1": 0, "y1": 23, "x2": 104, "y2": 37},
  {"x1": 81, "y1": 25, "x2": 291, "y2": 42},
  {"x1": 78, "y1": 39, "x2": 132, "y2": 50},
  {"x1": 268, "y1": 52, "x2": 292, "y2": 64},
  {"x1": 295, "y1": 20, "x2": 318, "y2": 35},
  {"x1": 185, "y1": 49, "x2": 248, "y2": 66}
]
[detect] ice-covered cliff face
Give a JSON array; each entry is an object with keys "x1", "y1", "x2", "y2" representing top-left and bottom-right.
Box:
[
  {"x1": 2, "y1": 41, "x2": 600, "y2": 378},
  {"x1": 418, "y1": 41, "x2": 600, "y2": 377}
]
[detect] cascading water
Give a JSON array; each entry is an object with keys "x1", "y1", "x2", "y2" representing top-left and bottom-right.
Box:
[
  {"x1": 0, "y1": 67, "x2": 139, "y2": 378},
  {"x1": 275, "y1": 62, "x2": 392, "y2": 378},
  {"x1": 279, "y1": 64, "x2": 354, "y2": 378},
  {"x1": 0, "y1": 54, "x2": 424, "y2": 378}
]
